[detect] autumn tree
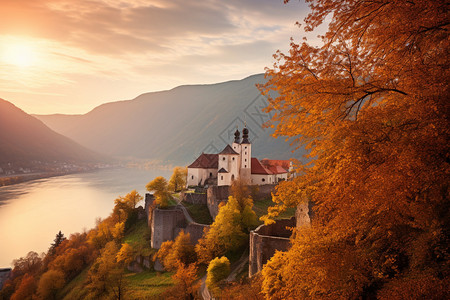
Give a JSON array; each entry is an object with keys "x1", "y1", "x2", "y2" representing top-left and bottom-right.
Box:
[
  {"x1": 146, "y1": 176, "x2": 172, "y2": 208},
  {"x1": 260, "y1": 0, "x2": 449, "y2": 298},
  {"x1": 196, "y1": 180, "x2": 258, "y2": 264},
  {"x1": 48, "y1": 231, "x2": 66, "y2": 256},
  {"x1": 168, "y1": 166, "x2": 187, "y2": 192},
  {"x1": 86, "y1": 241, "x2": 127, "y2": 299},
  {"x1": 36, "y1": 269, "x2": 65, "y2": 300},
  {"x1": 206, "y1": 256, "x2": 230, "y2": 295},
  {"x1": 160, "y1": 263, "x2": 201, "y2": 300},
  {"x1": 155, "y1": 230, "x2": 197, "y2": 271},
  {"x1": 10, "y1": 273, "x2": 36, "y2": 300}
]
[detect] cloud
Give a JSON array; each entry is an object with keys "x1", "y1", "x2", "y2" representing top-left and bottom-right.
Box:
[{"x1": 0, "y1": 0, "x2": 318, "y2": 114}]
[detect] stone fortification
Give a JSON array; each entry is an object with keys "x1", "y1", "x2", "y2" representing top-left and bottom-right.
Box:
[
  {"x1": 150, "y1": 207, "x2": 186, "y2": 249},
  {"x1": 206, "y1": 185, "x2": 230, "y2": 219},
  {"x1": 249, "y1": 217, "x2": 295, "y2": 277}
]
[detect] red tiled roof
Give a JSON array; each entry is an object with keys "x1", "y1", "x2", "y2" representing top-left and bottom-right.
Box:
[
  {"x1": 260, "y1": 159, "x2": 291, "y2": 170},
  {"x1": 251, "y1": 157, "x2": 273, "y2": 175},
  {"x1": 219, "y1": 144, "x2": 239, "y2": 155},
  {"x1": 188, "y1": 153, "x2": 218, "y2": 169},
  {"x1": 268, "y1": 165, "x2": 288, "y2": 174}
]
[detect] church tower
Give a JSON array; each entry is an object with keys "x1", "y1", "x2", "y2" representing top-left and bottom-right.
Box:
[
  {"x1": 240, "y1": 125, "x2": 252, "y2": 183},
  {"x1": 232, "y1": 128, "x2": 242, "y2": 176}
]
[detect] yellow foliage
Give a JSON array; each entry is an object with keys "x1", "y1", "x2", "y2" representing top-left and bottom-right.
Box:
[
  {"x1": 116, "y1": 243, "x2": 134, "y2": 265},
  {"x1": 36, "y1": 269, "x2": 65, "y2": 300},
  {"x1": 168, "y1": 166, "x2": 187, "y2": 192},
  {"x1": 206, "y1": 256, "x2": 230, "y2": 294}
]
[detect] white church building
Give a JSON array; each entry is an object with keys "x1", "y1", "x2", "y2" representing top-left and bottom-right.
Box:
[{"x1": 187, "y1": 126, "x2": 291, "y2": 187}]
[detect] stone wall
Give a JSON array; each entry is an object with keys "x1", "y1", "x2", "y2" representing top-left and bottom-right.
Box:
[
  {"x1": 296, "y1": 200, "x2": 314, "y2": 228},
  {"x1": 150, "y1": 206, "x2": 210, "y2": 250},
  {"x1": 207, "y1": 185, "x2": 230, "y2": 219},
  {"x1": 185, "y1": 223, "x2": 209, "y2": 244},
  {"x1": 150, "y1": 207, "x2": 186, "y2": 249},
  {"x1": 181, "y1": 191, "x2": 207, "y2": 205},
  {"x1": 145, "y1": 193, "x2": 155, "y2": 227},
  {"x1": 249, "y1": 217, "x2": 295, "y2": 277}
]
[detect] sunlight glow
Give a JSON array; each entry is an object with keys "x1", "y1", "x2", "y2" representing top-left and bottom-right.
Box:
[{"x1": 2, "y1": 42, "x2": 36, "y2": 67}]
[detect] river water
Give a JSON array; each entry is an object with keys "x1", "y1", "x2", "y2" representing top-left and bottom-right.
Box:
[{"x1": 0, "y1": 167, "x2": 171, "y2": 267}]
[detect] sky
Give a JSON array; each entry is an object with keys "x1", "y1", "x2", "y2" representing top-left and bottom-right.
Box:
[{"x1": 0, "y1": 0, "x2": 318, "y2": 115}]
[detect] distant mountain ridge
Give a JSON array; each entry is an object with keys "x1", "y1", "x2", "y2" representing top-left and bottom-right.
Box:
[
  {"x1": 35, "y1": 74, "x2": 304, "y2": 165},
  {"x1": 0, "y1": 98, "x2": 106, "y2": 164}
]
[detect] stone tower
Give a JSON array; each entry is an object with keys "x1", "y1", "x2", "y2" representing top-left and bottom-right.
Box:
[{"x1": 240, "y1": 125, "x2": 252, "y2": 183}]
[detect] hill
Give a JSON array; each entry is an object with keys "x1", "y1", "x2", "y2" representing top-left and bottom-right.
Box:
[
  {"x1": 35, "y1": 74, "x2": 303, "y2": 165},
  {"x1": 0, "y1": 98, "x2": 107, "y2": 165}
]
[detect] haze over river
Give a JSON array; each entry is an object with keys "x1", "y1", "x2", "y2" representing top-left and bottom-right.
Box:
[{"x1": 0, "y1": 167, "x2": 171, "y2": 267}]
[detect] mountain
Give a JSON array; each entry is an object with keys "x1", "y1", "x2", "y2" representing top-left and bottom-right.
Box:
[
  {"x1": 35, "y1": 74, "x2": 305, "y2": 165},
  {"x1": 0, "y1": 98, "x2": 106, "y2": 164}
]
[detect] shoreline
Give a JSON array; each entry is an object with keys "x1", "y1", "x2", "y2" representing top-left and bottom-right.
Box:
[{"x1": 0, "y1": 170, "x2": 93, "y2": 187}]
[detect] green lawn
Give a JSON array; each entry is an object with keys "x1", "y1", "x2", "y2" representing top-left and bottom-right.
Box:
[
  {"x1": 181, "y1": 201, "x2": 213, "y2": 225},
  {"x1": 124, "y1": 219, "x2": 154, "y2": 256},
  {"x1": 124, "y1": 270, "x2": 174, "y2": 299}
]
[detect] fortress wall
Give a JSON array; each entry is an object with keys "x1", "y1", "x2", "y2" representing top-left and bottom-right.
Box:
[
  {"x1": 207, "y1": 185, "x2": 230, "y2": 219},
  {"x1": 185, "y1": 223, "x2": 209, "y2": 244},
  {"x1": 150, "y1": 207, "x2": 186, "y2": 249},
  {"x1": 249, "y1": 217, "x2": 295, "y2": 277}
]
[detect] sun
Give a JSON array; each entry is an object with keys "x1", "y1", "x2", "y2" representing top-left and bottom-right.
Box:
[{"x1": 2, "y1": 42, "x2": 36, "y2": 67}]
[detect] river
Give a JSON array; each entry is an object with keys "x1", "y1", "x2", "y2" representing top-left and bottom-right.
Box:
[{"x1": 0, "y1": 167, "x2": 172, "y2": 267}]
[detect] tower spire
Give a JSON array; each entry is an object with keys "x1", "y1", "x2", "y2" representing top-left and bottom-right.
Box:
[
  {"x1": 234, "y1": 126, "x2": 241, "y2": 143},
  {"x1": 241, "y1": 124, "x2": 250, "y2": 144}
]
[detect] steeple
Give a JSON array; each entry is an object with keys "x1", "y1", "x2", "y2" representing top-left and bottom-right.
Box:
[
  {"x1": 234, "y1": 127, "x2": 240, "y2": 143},
  {"x1": 241, "y1": 124, "x2": 250, "y2": 144}
]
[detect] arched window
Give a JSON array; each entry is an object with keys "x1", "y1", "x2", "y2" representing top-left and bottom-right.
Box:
[
  {"x1": 245, "y1": 158, "x2": 247, "y2": 162},
  {"x1": 262, "y1": 178, "x2": 265, "y2": 182},
  {"x1": 231, "y1": 174, "x2": 235, "y2": 181},
  {"x1": 232, "y1": 157, "x2": 235, "y2": 161},
  {"x1": 209, "y1": 172, "x2": 212, "y2": 177},
  {"x1": 191, "y1": 175, "x2": 194, "y2": 179},
  {"x1": 223, "y1": 157, "x2": 226, "y2": 161}
]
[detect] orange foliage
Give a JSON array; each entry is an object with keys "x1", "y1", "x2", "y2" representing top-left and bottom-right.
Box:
[
  {"x1": 260, "y1": 0, "x2": 449, "y2": 298},
  {"x1": 10, "y1": 273, "x2": 36, "y2": 300}
]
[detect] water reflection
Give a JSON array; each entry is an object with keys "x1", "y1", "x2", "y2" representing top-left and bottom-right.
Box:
[{"x1": 0, "y1": 167, "x2": 171, "y2": 267}]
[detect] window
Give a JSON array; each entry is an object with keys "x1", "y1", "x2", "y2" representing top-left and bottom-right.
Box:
[
  {"x1": 245, "y1": 158, "x2": 247, "y2": 162},
  {"x1": 221, "y1": 176, "x2": 223, "y2": 180},
  {"x1": 245, "y1": 152, "x2": 247, "y2": 155},
  {"x1": 245, "y1": 165, "x2": 247, "y2": 168},
  {"x1": 245, "y1": 146, "x2": 247, "y2": 149},
  {"x1": 232, "y1": 157, "x2": 235, "y2": 161},
  {"x1": 209, "y1": 172, "x2": 212, "y2": 177},
  {"x1": 262, "y1": 178, "x2": 265, "y2": 182},
  {"x1": 223, "y1": 157, "x2": 226, "y2": 161},
  {"x1": 191, "y1": 175, "x2": 194, "y2": 179}
]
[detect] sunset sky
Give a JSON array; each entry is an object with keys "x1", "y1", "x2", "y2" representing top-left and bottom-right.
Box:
[{"x1": 0, "y1": 0, "x2": 319, "y2": 115}]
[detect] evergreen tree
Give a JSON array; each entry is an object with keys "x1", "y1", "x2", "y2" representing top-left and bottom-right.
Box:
[{"x1": 48, "y1": 231, "x2": 66, "y2": 256}]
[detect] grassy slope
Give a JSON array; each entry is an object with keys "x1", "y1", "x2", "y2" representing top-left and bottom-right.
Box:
[
  {"x1": 252, "y1": 196, "x2": 296, "y2": 222},
  {"x1": 60, "y1": 219, "x2": 173, "y2": 299},
  {"x1": 124, "y1": 219, "x2": 155, "y2": 257},
  {"x1": 125, "y1": 271, "x2": 173, "y2": 299},
  {"x1": 181, "y1": 201, "x2": 213, "y2": 225}
]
